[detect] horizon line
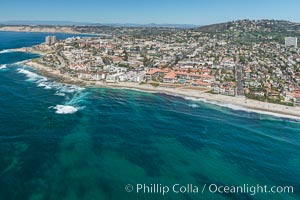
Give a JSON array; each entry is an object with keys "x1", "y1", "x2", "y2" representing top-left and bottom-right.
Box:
[{"x1": 0, "y1": 18, "x2": 299, "y2": 27}]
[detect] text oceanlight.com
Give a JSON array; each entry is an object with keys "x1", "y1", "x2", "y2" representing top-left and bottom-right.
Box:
[{"x1": 125, "y1": 183, "x2": 294, "y2": 196}]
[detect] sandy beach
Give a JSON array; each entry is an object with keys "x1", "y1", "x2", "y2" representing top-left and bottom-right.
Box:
[
  {"x1": 24, "y1": 61, "x2": 300, "y2": 120},
  {"x1": 104, "y1": 82, "x2": 300, "y2": 119}
]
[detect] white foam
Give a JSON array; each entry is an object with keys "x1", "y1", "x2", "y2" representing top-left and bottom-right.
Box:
[
  {"x1": 17, "y1": 68, "x2": 45, "y2": 82},
  {"x1": 59, "y1": 84, "x2": 84, "y2": 94},
  {"x1": 188, "y1": 103, "x2": 199, "y2": 108},
  {"x1": 50, "y1": 91, "x2": 87, "y2": 114},
  {"x1": 52, "y1": 105, "x2": 78, "y2": 114},
  {"x1": 184, "y1": 96, "x2": 216, "y2": 107},
  {"x1": 9, "y1": 60, "x2": 34, "y2": 66},
  {"x1": 37, "y1": 82, "x2": 52, "y2": 89},
  {"x1": 223, "y1": 103, "x2": 300, "y2": 121},
  {"x1": 55, "y1": 92, "x2": 66, "y2": 96},
  {"x1": 0, "y1": 64, "x2": 7, "y2": 70},
  {"x1": 14, "y1": 60, "x2": 28, "y2": 65},
  {"x1": 68, "y1": 91, "x2": 90, "y2": 106},
  {"x1": 0, "y1": 49, "x2": 11, "y2": 54},
  {"x1": 17, "y1": 67, "x2": 84, "y2": 95},
  {"x1": 184, "y1": 96, "x2": 300, "y2": 121},
  {"x1": 17, "y1": 66, "x2": 87, "y2": 114},
  {"x1": 34, "y1": 76, "x2": 84, "y2": 93}
]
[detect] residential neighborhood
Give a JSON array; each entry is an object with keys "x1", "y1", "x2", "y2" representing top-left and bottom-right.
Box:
[{"x1": 29, "y1": 20, "x2": 300, "y2": 106}]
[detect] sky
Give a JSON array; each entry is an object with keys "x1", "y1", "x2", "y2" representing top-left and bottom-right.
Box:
[{"x1": 0, "y1": 0, "x2": 299, "y2": 25}]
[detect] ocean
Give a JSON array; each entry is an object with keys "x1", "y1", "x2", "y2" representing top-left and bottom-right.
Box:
[{"x1": 0, "y1": 31, "x2": 299, "y2": 200}]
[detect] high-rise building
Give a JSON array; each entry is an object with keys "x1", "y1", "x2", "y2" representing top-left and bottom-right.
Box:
[
  {"x1": 51, "y1": 36, "x2": 57, "y2": 44},
  {"x1": 45, "y1": 36, "x2": 51, "y2": 45},
  {"x1": 285, "y1": 37, "x2": 297, "y2": 47},
  {"x1": 45, "y1": 36, "x2": 57, "y2": 46}
]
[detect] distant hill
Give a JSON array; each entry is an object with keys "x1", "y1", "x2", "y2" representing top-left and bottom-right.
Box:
[
  {"x1": 194, "y1": 19, "x2": 300, "y2": 45},
  {"x1": 196, "y1": 19, "x2": 300, "y2": 33}
]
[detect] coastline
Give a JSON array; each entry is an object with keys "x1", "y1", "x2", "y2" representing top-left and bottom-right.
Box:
[
  {"x1": 0, "y1": 26, "x2": 80, "y2": 34},
  {"x1": 23, "y1": 60, "x2": 300, "y2": 120},
  {"x1": 104, "y1": 83, "x2": 300, "y2": 120},
  {"x1": 11, "y1": 47, "x2": 50, "y2": 56},
  {"x1": 0, "y1": 28, "x2": 100, "y2": 36}
]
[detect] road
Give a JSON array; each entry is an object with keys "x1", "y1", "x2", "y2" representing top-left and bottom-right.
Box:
[{"x1": 236, "y1": 65, "x2": 244, "y2": 96}]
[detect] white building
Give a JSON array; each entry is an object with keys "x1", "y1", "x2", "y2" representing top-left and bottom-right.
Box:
[
  {"x1": 45, "y1": 36, "x2": 57, "y2": 46},
  {"x1": 285, "y1": 37, "x2": 297, "y2": 47},
  {"x1": 106, "y1": 72, "x2": 124, "y2": 83}
]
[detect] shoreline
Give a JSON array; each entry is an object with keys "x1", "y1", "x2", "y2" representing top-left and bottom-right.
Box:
[
  {"x1": 0, "y1": 27, "x2": 80, "y2": 34},
  {"x1": 23, "y1": 60, "x2": 300, "y2": 120},
  {"x1": 105, "y1": 83, "x2": 300, "y2": 120},
  {"x1": 0, "y1": 29, "x2": 100, "y2": 36},
  {"x1": 12, "y1": 47, "x2": 51, "y2": 56}
]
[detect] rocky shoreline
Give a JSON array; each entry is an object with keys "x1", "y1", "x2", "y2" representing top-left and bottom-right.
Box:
[{"x1": 23, "y1": 60, "x2": 300, "y2": 120}]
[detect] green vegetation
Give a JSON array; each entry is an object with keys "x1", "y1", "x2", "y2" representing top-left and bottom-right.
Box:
[{"x1": 149, "y1": 82, "x2": 160, "y2": 87}]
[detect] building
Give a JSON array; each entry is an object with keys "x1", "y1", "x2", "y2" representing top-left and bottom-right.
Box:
[
  {"x1": 106, "y1": 72, "x2": 124, "y2": 83},
  {"x1": 285, "y1": 37, "x2": 297, "y2": 47},
  {"x1": 163, "y1": 71, "x2": 176, "y2": 83},
  {"x1": 45, "y1": 36, "x2": 57, "y2": 46},
  {"x1": 45, "y1": 36, "x2": 51, "y2": 45}
]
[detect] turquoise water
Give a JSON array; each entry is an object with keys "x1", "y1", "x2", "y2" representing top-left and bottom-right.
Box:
[{"x1": 0, "y1": 32, "x2": 300, "y2": 200}]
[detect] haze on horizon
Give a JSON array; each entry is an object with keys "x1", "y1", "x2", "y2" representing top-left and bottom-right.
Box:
[{"x1": 1, "y1": 0, "x2": 300, "y2": 26}]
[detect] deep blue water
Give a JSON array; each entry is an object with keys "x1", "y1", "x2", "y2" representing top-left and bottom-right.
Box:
[
  {"x1": 0, "y1": 32, "x2": 299, "y2": 200},
  {"x1": 0, "y1": 31, "x2": 91, "y2": 51}
]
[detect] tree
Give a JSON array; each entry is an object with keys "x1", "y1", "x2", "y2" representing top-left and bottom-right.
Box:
[
  {"x1": 239, "y1": 56, "x2": 246, "y2": 64},
  {"x1": 123, "y1": 50, "x2": 128, "y2": 61},
  {"x1": 143, "y1": 56, "x2": 149, "y2": 66}
]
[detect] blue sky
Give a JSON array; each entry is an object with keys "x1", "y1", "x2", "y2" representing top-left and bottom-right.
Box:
[{"x1": 0, "y1": 0, "x2": 299, "y2": 25}]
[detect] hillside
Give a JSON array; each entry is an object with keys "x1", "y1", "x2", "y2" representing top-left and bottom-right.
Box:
[
  {"x1": 197, "y1": 19, "x2": 300, "y2": 33},
  {"x1": 196, "y1": 19, "x2": 300, "y2": 45}
]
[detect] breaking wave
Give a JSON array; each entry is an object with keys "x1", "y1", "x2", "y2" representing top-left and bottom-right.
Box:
[
  {"x1": 51, "y1": 105, "x2": 78, "y2": 114},
  {"x1": 16, "y1": 66, "x2": 87, "y2": 115},
  {"x1": 188, "y1": 103, "x2": 199, "y2": 108},
  {"x1": 184, "y1": 96, "x2": 300, "y2": 121},
  {"x1": 0, "y1": 49, "x2": 12, "y2": 54},
  {"x1": 16, "y1": 67, "x2": 84, "y2": 95},
  {"x1": 50, "y1": 94, "x2": 87, "y2": 114},
  {"x1": 54, "y1": 92, "x2": 66, "y2": 97},
  {"x1": 37, "y1": 82, "x2": 52, "y2": 90},
  {"x1": 0, "y1": 64, "x2": 7, "y2": 70},
  {"x1": 17, "y1": 68, "x2": 44, "y2": 81}
]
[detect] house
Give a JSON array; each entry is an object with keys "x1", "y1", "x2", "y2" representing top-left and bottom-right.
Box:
[
  {"x1": 145, "y1": 68, "x2": 169, "y2": 81},
  {"x1": 106, "y1": 72, "x2": 124, "y2": 83},
  {"x1": 163, "y1": 72, "x2": 176, "y2": 83},
  {"x1": 221, "y1": 57, "x2": 235, "y2": 69},
  {"x1": 193, "y1": 80, "x2": 211, "y2": 88},
  {"x1": 294, "y1": 93, "x2": 300, "y2": 105}
]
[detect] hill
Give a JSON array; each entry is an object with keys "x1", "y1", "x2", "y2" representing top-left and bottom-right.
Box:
[
  {"x1": 195, "y1": 19, "x2": 300, "y2": 45},
  {"x1": 197, "y1": 19, "x2": 300, "y2": 33}
]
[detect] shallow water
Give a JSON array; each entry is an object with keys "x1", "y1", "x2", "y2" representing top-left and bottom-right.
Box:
[{"x1": 0, "y1": 32, "x2": 299, "y2": 200}]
